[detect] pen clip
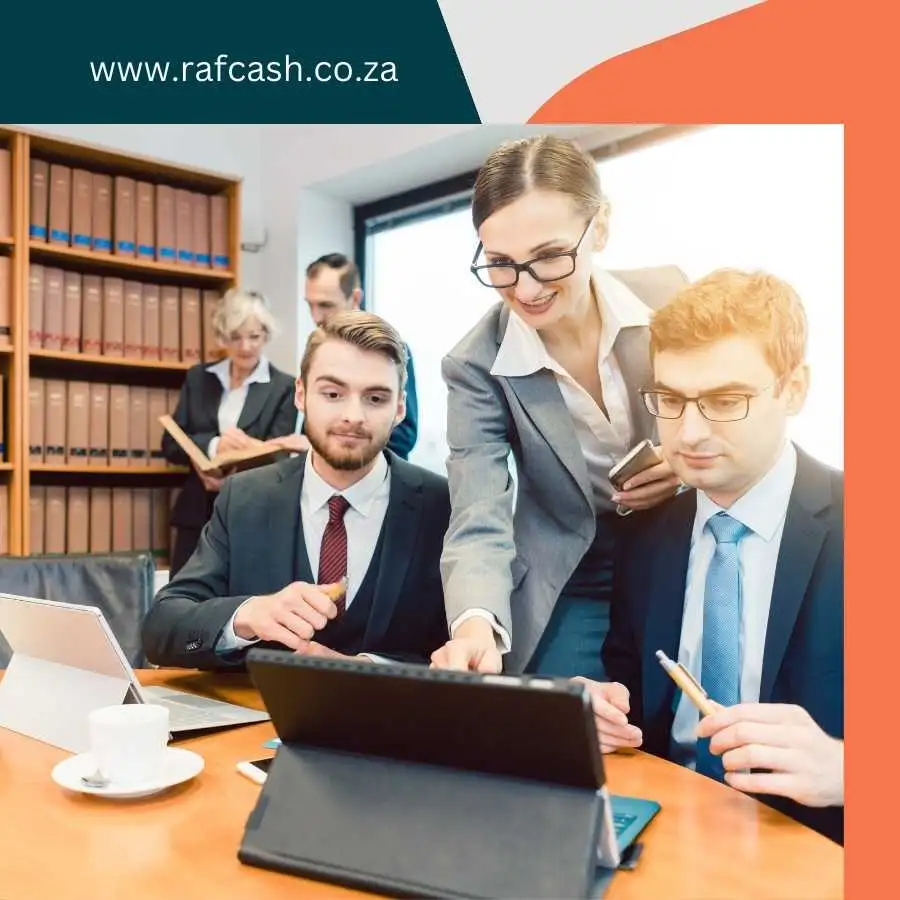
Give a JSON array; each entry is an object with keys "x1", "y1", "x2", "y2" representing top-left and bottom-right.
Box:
[{"x1": 676, "y1": 663, "x2": 708, "y2": 698}]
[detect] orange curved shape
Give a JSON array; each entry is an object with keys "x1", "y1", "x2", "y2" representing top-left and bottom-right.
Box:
[{"x1": 529, "y1": 0, "x2": 849, "y2": 123}]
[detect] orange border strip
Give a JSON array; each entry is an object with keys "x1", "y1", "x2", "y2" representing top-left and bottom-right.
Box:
[{"x1": 530, "y1": 0, "x2": 892, "y2": 894}]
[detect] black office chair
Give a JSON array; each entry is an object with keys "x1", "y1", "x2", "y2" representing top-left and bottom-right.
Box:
[{"x1": 0, "y1": 553, "x2": 156, "y2": 668}]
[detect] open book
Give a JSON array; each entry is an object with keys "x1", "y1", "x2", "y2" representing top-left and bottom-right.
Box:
[{"x1": 158, "y1": 414, "x2": 283, "y2": 478}]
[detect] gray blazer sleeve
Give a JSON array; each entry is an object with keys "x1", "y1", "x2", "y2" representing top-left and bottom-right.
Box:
[{"x1": 439, "y1": 353, "x2": 517, "y2": 635}]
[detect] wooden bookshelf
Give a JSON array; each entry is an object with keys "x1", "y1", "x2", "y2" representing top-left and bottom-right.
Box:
[
  {"x1": 1, "y1": 126, "x2": 28, "y2": 556},
  {"x1": 0, "y1": 126, "x2": 242, "y2": 559}
]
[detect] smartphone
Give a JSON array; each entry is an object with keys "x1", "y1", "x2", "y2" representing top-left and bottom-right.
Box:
[
  {"x1": 608, "y1": 439, "x2": 662, "y2": 492},
  {"x1": 236, "y1": 757, "x2": 272, "y2": 785}
]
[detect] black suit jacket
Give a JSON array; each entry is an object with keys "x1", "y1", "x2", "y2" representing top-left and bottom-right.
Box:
[
  {"x1": 602, "y1": 446, "x2": 844, "y2": 844},
  {"x1": 142, "y1": 451, "x2": 451, "y2": 668},
  {"x1": 163, "y1": 360, "x2": 298, "y2": 529}
]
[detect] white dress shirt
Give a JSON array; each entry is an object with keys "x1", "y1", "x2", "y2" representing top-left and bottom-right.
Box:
[
  {"x1": 670, "y1": 440, "x2": 797, "y2": 768},
  {"x1": 218, "y1": 450, "x2": 391, "y2": 651},
  {"x1": 451, "y1": 268, "x2": 651, "y2": 652},
  {"x1": 205, "y1": 355, "x2": 271, "y2": 458},
  {"x1": 299, "y1": 450, "x2": 391, "y2": 599}
]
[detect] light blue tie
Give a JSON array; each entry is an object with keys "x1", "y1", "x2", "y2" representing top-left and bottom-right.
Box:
[{"x1": 696, "y1": 511, "x2": 749, "y2": 780}]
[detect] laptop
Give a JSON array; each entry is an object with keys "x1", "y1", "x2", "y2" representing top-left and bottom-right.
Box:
[
  {"x1": 0, "y1": 592, "x2": 270, "y2": 750},
  {"x1": 239, "y1": 650, "x2": 660, "y2": 898}
]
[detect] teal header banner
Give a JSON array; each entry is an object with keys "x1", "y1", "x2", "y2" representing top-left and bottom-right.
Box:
[{"x1": 0, "y1": 0, "x2": 479, "y2": 124}]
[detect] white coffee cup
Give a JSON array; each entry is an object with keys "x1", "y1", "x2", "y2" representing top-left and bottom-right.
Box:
[{"x1": 87, "y1": 704, "x2": 170, "y2": 785}]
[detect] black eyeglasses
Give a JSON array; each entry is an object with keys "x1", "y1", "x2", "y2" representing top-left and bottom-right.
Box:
[
  {"x1": 470, "y1": 218, "x2": 593, "y2": 288},
  {"x1": 640, "y1": 382, "x2": 779, "y2": 423}
]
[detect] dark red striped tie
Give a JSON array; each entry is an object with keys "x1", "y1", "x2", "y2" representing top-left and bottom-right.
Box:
[{"x1": 318, "y1": 494, "x2": 351, "y2": 613}]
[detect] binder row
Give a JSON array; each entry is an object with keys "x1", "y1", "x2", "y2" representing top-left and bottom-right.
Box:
[
  {"x1": 0, "y1": 484, "x2": 8, "y2": 555},
  {"x1": 29, "y1": 158, "x2": 230, "y2": 269},
  {"x1": 0, "y1": 254, "x2": 10, "y2": 348},
  {"x1": 30, "y1": 380, "x2": 180, "y2": 469},
  {"x1": 28, "y1": 485, "x2": 177, "y2": 559},
  {"x1": 0, "y1": 373, "x2": 6, "y2": 461},
  {"x1": 28, "y1": 264, "x2": 221, "y2": 363},
  {"x1": 0, "y1": 147, "x2": 10, "y2": 238}
]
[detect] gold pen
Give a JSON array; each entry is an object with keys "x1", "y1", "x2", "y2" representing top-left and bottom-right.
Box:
[
  {"x1": 320, "y1": 576, "x2": 349, "y2": 602},
  {"x1": 655, "y1": 650, "x2": 716, "y2": 717}
]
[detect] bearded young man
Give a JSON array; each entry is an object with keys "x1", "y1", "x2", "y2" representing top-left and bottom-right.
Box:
[{"x1": 142, "y1": 311, "x2": 450, "y2": 668}]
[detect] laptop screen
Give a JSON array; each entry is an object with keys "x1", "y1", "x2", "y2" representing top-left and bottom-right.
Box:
[{"x1": 0, "y1": 593, "x2": 135, "y2": 681}]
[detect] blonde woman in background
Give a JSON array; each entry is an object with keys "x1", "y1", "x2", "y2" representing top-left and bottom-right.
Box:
[{"x1": 163, "y1": 288, "x2": 304, "y2": 574}]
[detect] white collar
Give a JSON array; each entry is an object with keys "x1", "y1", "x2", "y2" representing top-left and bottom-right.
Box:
[
  {"x1": 303, "y1": 450, "x2": 389, "y2": 517},
  {"x1": 694, "y1": 440, "x2": 798, "y2": 542},
  {"x1": 208, "y1": 355, "x2": 271, "y2": 393},
  {"x1": 490, "y1": 257, "x2": 650, "y2": 378}
]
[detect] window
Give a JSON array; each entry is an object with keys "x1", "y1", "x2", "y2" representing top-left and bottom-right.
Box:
[
  {"x1": 596, "y1": 124, "x2": 843, "y2": 470},
  {"x1": 364, "y1": 124, "x2": 844, "y2": 474},
  {"x1": 365, "y1": 199, "x2": 485, "y2": 475}
]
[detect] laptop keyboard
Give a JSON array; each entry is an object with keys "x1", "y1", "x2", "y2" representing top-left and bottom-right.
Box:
[
  {"x1": 613, "y1": 812, "x2": 637, "y2": 835},
  {"x1": 161, "y1": 700, "x2": 224, "y2": 730},
  {"x1": 141, "y1": 686, "x2": 268, "y2": 730}
]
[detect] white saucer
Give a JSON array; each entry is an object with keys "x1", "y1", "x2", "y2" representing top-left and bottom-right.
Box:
[{"x1": 52, "y1": 747, "x2": 205, "y2": 799}]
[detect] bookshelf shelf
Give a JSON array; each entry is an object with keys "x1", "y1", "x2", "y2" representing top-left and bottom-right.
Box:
[
  {"x1": 30, "y1": 464, "x2": 190, "y2": 475},
  {"x1": 29, "y1": 348, "x2": 192, "y2": 372},
  {"x1": 0, "y1": 125, "x2": 242, "y2": 558},
  {"x1": 28, "y1": 241, "x2": 234, "y2": 284}
]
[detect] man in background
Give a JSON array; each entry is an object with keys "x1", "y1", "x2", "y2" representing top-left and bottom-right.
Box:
[{"x1": 304, "y1": 252, "x2": 418, "y2": 459}]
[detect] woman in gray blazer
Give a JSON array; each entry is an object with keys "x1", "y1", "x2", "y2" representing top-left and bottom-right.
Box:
[{"x1": 432, "y1": 135, "x2": 684, "y2": 678}]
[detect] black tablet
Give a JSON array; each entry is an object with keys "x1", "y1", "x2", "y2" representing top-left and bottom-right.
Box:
[{"x1": 245, "y1": 648, "x2": 605, "y2": 790}]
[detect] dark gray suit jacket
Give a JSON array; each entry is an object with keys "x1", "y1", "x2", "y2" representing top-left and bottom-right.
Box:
[
  {"x1": 440, "y1": 264, "x2": 688, "y2": 672},
  {"x1": 603, "y1": 447, "x2": 844, "y2": 844},
  {"x1": 142, "y1": 452, "x2": 451, "y2": 668}
]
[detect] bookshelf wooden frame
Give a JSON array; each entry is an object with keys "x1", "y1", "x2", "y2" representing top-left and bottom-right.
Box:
[{"x1": 0, "y1": 125, "x2": 242, "y2": 557}]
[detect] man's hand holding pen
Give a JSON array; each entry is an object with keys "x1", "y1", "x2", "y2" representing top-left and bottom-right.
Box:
[
  {"x1": 654, "y1": 651, "x2": 843, "y2": 807},
  {"x1": 233, "y1": 579, "x2": 346, "y2": 650},
  {"x1": 697, "y1": 703, "x2": 844, "y2": 808},
  {"x1": 574, "y1": 678, "x2": 643, "y2": 754}
]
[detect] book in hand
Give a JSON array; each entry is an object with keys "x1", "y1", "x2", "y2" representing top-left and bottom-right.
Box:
[{"x1": 158, "y1": 414, "x2": 282, "y2": 477}]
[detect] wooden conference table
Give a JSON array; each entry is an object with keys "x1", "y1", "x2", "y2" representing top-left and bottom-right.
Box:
[{"x1": 0, "y1": 669, "x2": 844, "y2": 900}]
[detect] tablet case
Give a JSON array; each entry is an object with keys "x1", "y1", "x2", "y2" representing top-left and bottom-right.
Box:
[{"x1": 239, "y1": 651, "x2": 614, "y2": 899}]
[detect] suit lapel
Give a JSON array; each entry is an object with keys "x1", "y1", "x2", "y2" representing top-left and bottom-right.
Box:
[
  {"x1": 495, "y1": 304, "x2": 593, "y2": 512},
  {"x1": 641, "y1": 492, "x2": 696, "y2": 723},
  {"x1": 759, "y1": 450, "x2": 832, "y2": 702},
  {"x1": 262, "y1": 456, "x2": 308, "y2": 584},
  {"x1": 504, "y1": 371, "x2": 593, "y2": 510},
  {"x1": 202, "y1": 370, "x2": 224, "y2": 432},
  {"x1": 363, "y1": 455, "x2": 422, "y2": 648},
  {"x1": 237, "y1": 382, "x2": 270, "y2": 432}
]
